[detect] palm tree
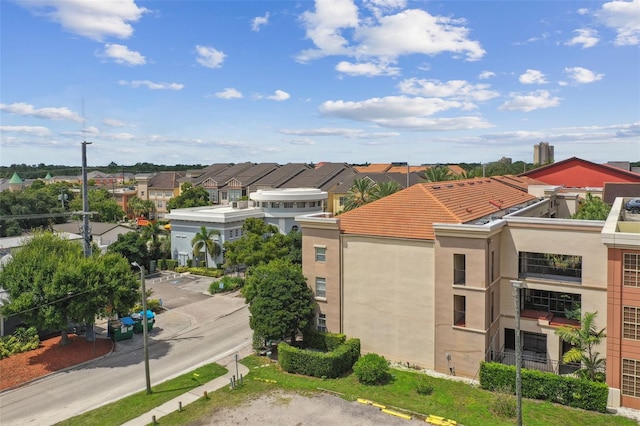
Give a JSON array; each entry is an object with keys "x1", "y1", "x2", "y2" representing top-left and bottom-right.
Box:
[
  {"x1": 555, "y1": 311, "x2": 606, "y2": 381},
  {"x1": 142, "y1": 222, "x2": 166, "y2": 260},
  {"x1": 424, "y1": 166, "x2": 454, "y2": 182},
  {"x1": 343, "y1": 178, "x2": 377, "y2": 212},
  {"x1": 191, "y1": 226, "x2": 221, "y2": 268},
  {"x1": 371, "y1": 180, "x2": 402, "y2": 201}
]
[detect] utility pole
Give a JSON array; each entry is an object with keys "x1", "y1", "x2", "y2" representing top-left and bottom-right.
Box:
[
  {"x1": 511, "y1": 280, "x2": 523, "y2": 426},
  {"x1": 132, "y1": 262, "x2": 152, "y2": 394},
  {"x1": 81, "y1": 141, "x2": 92, "y2": 258}
]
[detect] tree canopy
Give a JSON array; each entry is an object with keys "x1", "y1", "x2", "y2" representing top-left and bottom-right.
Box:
[
  {"x1": 342, "y1": 178, "x2": 402, "y2": 212},
  {"x1": 191, "y1": 226, "x2": 221, "y2": 268},
  {"x1": 572, "y1": 193, "x2": 611, "y2": 220},
  {"x1": 242, "y1": 259, "x2": 315, "y2": 343},
  {"x1": 107, "y1": 231, "x2": 150, "y2": 269},
  {"x1": 167, "y1": 183, "x2": 210, "y2": 210},
  {"x1": 223, "y1": 218, "x2": 297, "y2": 271},
  {"x1": 68, "y1": 188, "x2": 124, "y2": 223},
  {"x1": 0, "y1": 232, "x2": 139, "y2": 346}
]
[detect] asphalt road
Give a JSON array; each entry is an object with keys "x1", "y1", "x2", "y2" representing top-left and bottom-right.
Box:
[{"x1": 0, "y1": 273, "x2": 252, "y2": 426}]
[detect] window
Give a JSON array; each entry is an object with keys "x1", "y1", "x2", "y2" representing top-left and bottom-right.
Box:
[
  {"x1": 221, "y1": 191, "x2": 227, "y2": 200},
  {"x1": 491, "y1": 290, "x2": 495, "y2": 322},
  {"x1": 624, "y1": 253, "x2": 640, "y2": 287},
  {"x1": 624, "y1": 306, "x2": 640, "y2": 340},
  {"x1": 623, "y1": 359, "x2": 640, "y2": 397},
  {"x1": 490, "y1": 250, "x2": 496, "y2": 282},
  {"x1": 522, "y1": 331, "x2": 547, "y2": 362},
  {"x1": 283, "y1": 202, "x2": 293, "y2": 208},
  {"x1": 454, "y1": 295, "x2": 466, "y2": 326},
  {"x1": 315, "y1": 277, "x2": 326, "y2": 298},
  {"x1": 164, "y1": 191, "x2": 172, "y2": 198},
  {"x1": 234, "y1": 229, "x2": 239, "y2": 237},
  {"x1": 521, "y1": 289, "x2": 580, "y2": 319},
  {"x1": 454, "y1": 254, "x2": 466, "y2": 285},
  {"x1": 157, "y1": 201, "x2": 163, "y2": 208},
  {"x1": 315, "y1": 247, "x2": 326, "y2": 262},
  {"x1": 518, "y1": 252, "x2": 582, "y2": 282},
  {"x1": 296, "y1": 202, "x2": 306, "y2": 208},
  {"x1": 317, "y1": 313, "x2": 327, "y2": 332},
  {"x1": 339, "y1": 196, "x2": 347, "y2": 206},
  {"x1": 271, "y1": 202, "x2": 280, "y2": 208}
]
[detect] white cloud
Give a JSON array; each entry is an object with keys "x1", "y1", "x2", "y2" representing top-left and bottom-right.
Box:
[
  {"x1": 577, "y1": 8, "x2": 590, "y2": 15},
  {"x1": 103, "y1": 118, "x2": 127, "y2": 127},
  {"x1": 597, "y1": 0, "x2": 640, "y2": 45},
  {"x1": 118, "y1": 80, "x2": 184, "y2": 90},
  {"x1": 398, "y1": 78, "x2": 499, "y2": 102},
  {"x1": 19, "y1": 0, "x2": 148, "y2": 42},
  {"x1": 195, "y1": 45, "x2": 226, "y2": 68},
  {"x1": 519, "y1": 69, "x2": 548, "y2": 85},
  {"x1": 564, "y1": 67, "x2": 604, "y2": 84},
  {"x1": 297, "y1": 2, "x2": 484, "y2": 65},
  {"x1": 335, "y1": 61, "x2": 400, "y2": 76},
  {"x1": 478, "y1": 71, "x2": 495, "y2": 80},
  {"x1": 267, "y1": 90, "x2": 290, "y2": 101},
  {"x1": 215, "y1": 88, "x2": 243, "y2": 99},
  {"x1": 0, "y1": 125, "x2": 51, "y2": 136},
  {"x1": 279, "y1": 127, "x2": 399, "y2": 139},
  {"x1": 565, "y1": 28, "x2": 600, "y2": 48},
  {"x1": 499, "y1": 90, "x2": 561, "y2": 112},
  {"x1": 0, "y1": 102, "x2": 83, "y2": 122},
  {"x1": 286, "y1": 138, "x2": 316, "y2": 146},
  {"x1": 319, "y1": 95, "x2": 492, "y2": 130},
  {"x1": 363, "y1": 0, "x2": 406, "y2": 18},
  {"x1": 102, "y1": 43, "x2": 146, "y2": 65},
  {"x1": 251, "y1": 13, "x2": 269, "y2": 31}
]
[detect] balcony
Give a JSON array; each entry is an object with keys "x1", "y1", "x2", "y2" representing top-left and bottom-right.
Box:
[
  {"x1": 489, "y1": 349, "x2": 580, "y2": 376},
  {"x1": 518, "y1": 252, "x2": 582, "y2": 283}
]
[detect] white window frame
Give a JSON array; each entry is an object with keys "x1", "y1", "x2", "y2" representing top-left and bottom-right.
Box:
[
  {"x1": 315, "y1": 277, "x2": 326, "y2": 299},
  {"x1": 315, "y1": 246, "x2": 326, "y2": 262},
  {"x1": 317, "y1": 313, "x2": 327, "y2": 332}
]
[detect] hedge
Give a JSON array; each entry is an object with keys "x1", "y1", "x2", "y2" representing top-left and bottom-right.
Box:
[
  {"x1": 278, "y1": 337, "x2": 360, "y2": 379},
  {"x1": 479, "y1": 362, "x2": 608, "y2": 412},
  {"x1": 302, "y1": 329, "x2": 346, "y2": 351}
]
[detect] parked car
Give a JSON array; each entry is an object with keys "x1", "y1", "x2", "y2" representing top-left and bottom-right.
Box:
[{"x1": 626, "y1": 198, "x2": 640, "y2": 214}]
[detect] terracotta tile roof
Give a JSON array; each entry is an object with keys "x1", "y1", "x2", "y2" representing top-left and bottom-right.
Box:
[
  {"x1": 387, "y1": 165, "x2": 426, "y2": 174},
  {"x1": 355, "y1": 163, "x2": 393, "y2": 173},
  {"x1": 338, "y1": 178, "x2": 537, "y2": 240},
  {"x1": 490, "y1": 174, "x2": 549, "y2": 191},
  {"x1": 447, "y1": 165, "x2": 465, "y2": 176}
]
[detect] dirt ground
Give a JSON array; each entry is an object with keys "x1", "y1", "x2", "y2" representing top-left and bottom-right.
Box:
[{"x1": 204, "y1": 391, "x2": 426, "y2": 425}]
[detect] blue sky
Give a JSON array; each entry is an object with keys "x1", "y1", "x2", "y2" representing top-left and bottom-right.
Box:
[{"x1": 1, "y1": 0, "x2": 639, "y2": 167}]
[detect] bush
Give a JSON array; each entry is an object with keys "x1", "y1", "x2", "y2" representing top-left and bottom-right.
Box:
[
  {"x1": 479, "y1": 362, "x2": 608, "y2": 412},
  {"x1": 209, "y1": 276, "x2": 245, "y2": 294},
  {"x1": 416, "y1": 377, "x2": 434, "y2": 395},
  {"x1": 133, "y1": 298, "x2": 162, "y2": 314},
  {"x1": 0, "y1": 327, "x2": 40, "y2": 359},
  {"x1": 490, "y1": 387, "x2": 516, "y2": 418},
  {"x1": 165, "y1": 259, "x2": 178, "y2": 270},
  {"x1": 186, "y1": 259, "x2": 193, "y2": 268},
  {"x1": 353, "y1": 353, "x2": 390, "y2": 385},
  {"x1": 302, "y1": 330, "x2": 346, "y2": 351},
  {"x1": 159, "y1": 259, "x2": 167, "y2": 270},
  {"x1": 278, "y1": 338, "x2": 360, "y2": 379}
]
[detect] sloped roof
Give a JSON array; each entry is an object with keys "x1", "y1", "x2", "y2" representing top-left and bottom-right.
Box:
[
  {"x1": 520, "y1": 157, "x2": 640, "y2": 187},
  {"x1": 148, "y1": 171, "x2": 186, "y2": 189},
  {"x1": 51, "y1": 221, "x2": 133, "y2": 236},
  {"x1": 490, "y1": 174, "x2": 549, "y2": 192},
  {"x1": 9, "y1": 173, "x2": 22, "y2": 184},
  {"x1": 280, "y1": 162, "x2": 355, "y2": 190},
  {"x1": 251, "y1": 163, "x2": 311, "y2": 188},
  {"x1": 387, "y1": 165, "x2": 426, "y2": 174},
  {"x1": 354, "y1": 163, "x2": 393, "y2": 173},
  {"x1": 193, "y1": 162, "x2": 254, "y2": 187},
  {"x1": 447, "y1": 165, "x2": 466, "y2": 176},
  {"x1": 338, "y1": 178, "x2": 537, "y2": 240},
  {"x1": 221, "y1": 163, "x2": 279, "y2": 187}
]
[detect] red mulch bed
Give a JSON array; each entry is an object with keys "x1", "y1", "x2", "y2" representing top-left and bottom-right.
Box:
[{"x1": 0, "y1": 335, "x2": 113, "y2": 391}]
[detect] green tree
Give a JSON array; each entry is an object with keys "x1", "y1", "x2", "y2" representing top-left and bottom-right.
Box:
[
  {"x1": 128, "y1": 196, "x2": 155, "y2": 219},
  {"x1": 107, "y1": 231, "x2": 150, "y2": 269},
  {"x1": 242, "y1": 259, "x2": 315, "y2": 344},
  {"x1": 343, "y1": 178, "x2": 377, "y2": 212},
  {"x1": 167, "y1": 183, "x2": 210, "y2": 211},
  {"x1": 424, "y1": 166, "x2": 454, "y2": 182},
  {"x1": 142, "y1": 222, "x2": 167, "y2": 260},
  {"x1": 370, "y1": 180, "x2": 402, "y2": 201},
  {"x1": 572, "y1": 193, "x2": 611, "y2": 220},
  {"x1": 555, "y1": 311, "x2": 606, "y2": 382},
  {"x1": 68, "y1": 188, "x2": 124, "y2": 222},
  {"x1": 0, "y1": 232, "x2": 139, "y2": 346},
  {"x1": 191, "y1": 226, "x2": 221, "y2": 268},
  {"x1": 223, "y1": 218, "x2": 291, "y2": 272}
]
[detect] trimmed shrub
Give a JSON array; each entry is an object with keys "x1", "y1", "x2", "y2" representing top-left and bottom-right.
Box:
[
  {"x1": 132, "y1": 298, "x2": 162, "y2": 314},
  {"x1": 303, "y1": 330, "x2": 346, "y2": 351},
  {"x1": 353, "y1": 353, "x2": 390, "y2": 385},
  {"x1": 278, "y1": 338, "x2": 360, "y2": 379},
  {"x1": 165, "y1": 259, "x2": 178, "y2": 270},
  {"x1": 0, "y1": 326, "x2": 40, "y2": 359},
  {"x1": 479, "y1": 362, "x2": 608, "y2": 412},
  {"x1": 416, "y1": 377, "x2": 435, "y2": 395}
]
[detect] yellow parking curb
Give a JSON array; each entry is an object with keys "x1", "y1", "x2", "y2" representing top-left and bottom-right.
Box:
[{"x1": 382, "y1": 408, "x2": 412, "y2": 420}]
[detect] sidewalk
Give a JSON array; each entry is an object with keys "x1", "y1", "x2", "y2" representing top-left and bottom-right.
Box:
[{"x1": 121, "y1": 348, "x2": 252, "y2": 426}]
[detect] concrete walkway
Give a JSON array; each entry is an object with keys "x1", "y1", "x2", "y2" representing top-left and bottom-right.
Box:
[{"x1": 121, "y1": 350, "x2": 251, "y2": 426}]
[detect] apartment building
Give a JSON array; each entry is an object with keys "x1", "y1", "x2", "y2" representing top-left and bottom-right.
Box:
[
  {"x1": 299, "y1": 177, "x2": 613, "y2": 400},
  {"x1": 602, "y1": 198, "x2": 640, "y2": 409},
  {"x1": 533, "y1": 142, "x2": 554, "y2": 165}
]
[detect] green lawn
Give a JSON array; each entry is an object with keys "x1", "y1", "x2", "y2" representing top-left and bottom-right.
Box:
[
  {"x1": 55, "y1": 363, "x2": 227, "y2": 426},
  {"x1": 155, "y1": 356, "x2": 637, "y2": 426}
]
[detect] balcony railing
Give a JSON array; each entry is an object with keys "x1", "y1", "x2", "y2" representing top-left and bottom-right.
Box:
[{"x1": 488, "y1": 349, "x2": 580, "y2": 375}]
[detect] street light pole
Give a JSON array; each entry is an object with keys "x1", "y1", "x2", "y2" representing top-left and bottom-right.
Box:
[
  {"x1": 511, "y1": 280, "x2": 523, "y2": 426},
  {"x1": 133, "y1": 262, "x2": 152, "y2": 394}
]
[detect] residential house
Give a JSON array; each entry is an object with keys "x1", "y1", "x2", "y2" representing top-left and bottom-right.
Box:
[{"x1": 51, "y1": 221, "x2": 135, "y2": 252}]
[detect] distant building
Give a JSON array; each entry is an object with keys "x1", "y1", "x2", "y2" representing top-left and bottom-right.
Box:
[{"x1": 533, "y1": 142, "x2": 554, "y2": 164}]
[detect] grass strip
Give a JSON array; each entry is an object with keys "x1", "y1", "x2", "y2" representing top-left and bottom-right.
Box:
[
  {"x1": 56, "y1": 363, "x2": 227, "y2": 426},
  {"x1": 156, "y1": 356, "x2": 637, "y2": 426}
]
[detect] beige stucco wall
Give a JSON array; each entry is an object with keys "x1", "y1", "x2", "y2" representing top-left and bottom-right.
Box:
[
  {"x1": 342, "y1": 235, "x2": 435, "y2": 369},
  {"x1": 499, "y1": 220, "x2": 608, "y2": 362}
]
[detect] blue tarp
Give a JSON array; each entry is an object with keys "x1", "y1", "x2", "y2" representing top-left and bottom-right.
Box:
[{"x1": 120, "y1": 317, "x2": 135, "y2": 326}]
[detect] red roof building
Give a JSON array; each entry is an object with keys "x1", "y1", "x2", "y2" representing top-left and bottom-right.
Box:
[{"x1": 520, "y1": 157, "x2": 640, "y2": 188}]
